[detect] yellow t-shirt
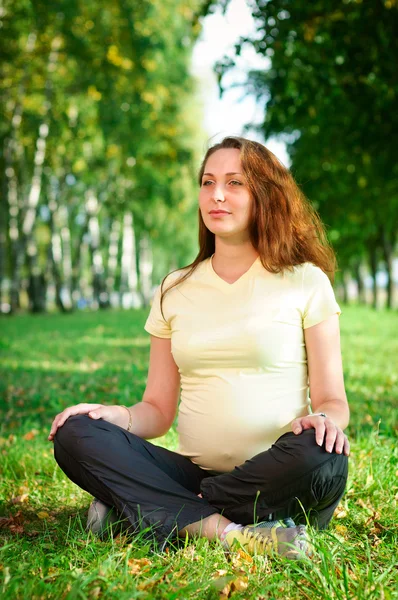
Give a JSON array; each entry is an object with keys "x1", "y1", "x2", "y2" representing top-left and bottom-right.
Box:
[{"x1": 144, "y1": 256, "x2": 341, "y2": 472}]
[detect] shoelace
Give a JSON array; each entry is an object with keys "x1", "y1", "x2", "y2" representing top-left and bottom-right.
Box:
[{"x1": 244, "y1": 528, "x2": 275, "y2": 552}]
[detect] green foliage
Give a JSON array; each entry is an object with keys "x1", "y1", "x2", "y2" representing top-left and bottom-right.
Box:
[
  {"x1": 221, "y1": 0, "x2": 398, "y2": 276},
  {"x1": 0, "y1": 307, "x2": 397, "y2": 598},
  {"x1": 0, "y1": 0, "x2": 209, "y2": 307}
]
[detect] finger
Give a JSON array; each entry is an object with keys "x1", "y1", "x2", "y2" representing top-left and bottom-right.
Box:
[
  {"x1": 48, "y1": 414, "x2": 63, "y2": 440},
  {"x1": 56, "y1": 406, "x2": 79, "y2": 428},
  {"x1": 48, "y1": 407, "x2": 81, "y2": 440},
  {"x1": 291, "y1": 418, "x2": 303, "y2": 434},
  {"x1": 314, "y1": 419, "x2": 327, "y2": 447},
  {"x1": 343, "y1": 435, "x2": 350, "y2": 456},
  {"x1": 57, "y1": 403, "x2": 101, "y2": 427},
  {"x1": 48, "y1": 404, "x2": 102, "y2": 439},
  {"x1": 88, "y1": 407, "x2": 106, "y2": 419},
  {"x1": 324, "y1": 422, "x2": 338, "y2": 453},
  {"x1": 334, "y1": 429, "x2": 346, "y2": 454},
  {"x1": 300, "y1": 417, "x2": 320, "y2": 431}
]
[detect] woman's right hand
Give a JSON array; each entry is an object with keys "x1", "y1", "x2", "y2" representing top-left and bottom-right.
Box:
[{"x1": 48, "y1": 403, "x2": 129, "y2": 441}]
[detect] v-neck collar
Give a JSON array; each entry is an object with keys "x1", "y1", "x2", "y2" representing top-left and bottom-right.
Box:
[{"x1": 208, "y1": 254, "x2": 261, "y2": 292}]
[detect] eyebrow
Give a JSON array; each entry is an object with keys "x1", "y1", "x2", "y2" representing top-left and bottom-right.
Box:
[{"x1": 202, "y1": 172, "x2": 242, "y2": 177}]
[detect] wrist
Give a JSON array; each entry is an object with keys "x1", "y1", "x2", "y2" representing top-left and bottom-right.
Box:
[
  {"x1": 312, "y1": 412, "x2": 327, "y2": 418},
  {"x1": 121, "y1": 405, "x2": 133, "y2": 432}
]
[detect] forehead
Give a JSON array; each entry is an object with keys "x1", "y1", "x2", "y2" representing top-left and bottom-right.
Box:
[{"x1": 204, "y1": 148, "x2": 241, "y2": 173}]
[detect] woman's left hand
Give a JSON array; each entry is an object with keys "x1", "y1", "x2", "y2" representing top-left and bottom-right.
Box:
[{"x1": 291, "y1": 415, "x2": 350, "y2": 456}]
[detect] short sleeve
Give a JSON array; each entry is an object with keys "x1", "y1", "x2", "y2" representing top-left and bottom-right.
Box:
[
  {"x1": 302, "y1": 263, "x2": 341, "y2": 329},
  {"x1": 144, "y1": 284, "x2": 172, "y2": 339}
]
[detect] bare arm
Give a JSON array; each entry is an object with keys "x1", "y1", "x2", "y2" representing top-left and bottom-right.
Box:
[
  {"x1": 291, "y1": 314, "x2": 350, "y2": 455},
  {"x1": 126, "y1": 335, "x2": 180, "y2": 438},
  {"x1": 48, "y1": 335, "x2": 180, "y2": 441}
]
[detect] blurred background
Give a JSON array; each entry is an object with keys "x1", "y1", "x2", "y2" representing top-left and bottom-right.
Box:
[{"x1": 1, "y1": 0, "x2": 397, "y2": 314}]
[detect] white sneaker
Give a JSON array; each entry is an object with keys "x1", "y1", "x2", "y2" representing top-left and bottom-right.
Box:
[{"x1": 86, "y1": 498, "x2": 119, "y2": 536}]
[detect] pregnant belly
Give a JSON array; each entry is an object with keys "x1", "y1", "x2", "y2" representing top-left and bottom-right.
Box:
[{"x1": 176, "y1": 380, "x2": 308, "y2": 472}]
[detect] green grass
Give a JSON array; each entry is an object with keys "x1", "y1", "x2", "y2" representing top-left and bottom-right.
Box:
[{"x1": 0, "y1": 306, "x2": 397, "y2": 599}]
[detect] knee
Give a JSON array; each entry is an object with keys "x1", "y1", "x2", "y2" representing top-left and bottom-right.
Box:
[
  {"x1": 301, "y1": 430, "x2": 349, "y2": 481},
  {"x1": 275, "y1": 429, "x2": 349, "y2": 473},
  {"x1": 312, "y1": 451, "x2": 348, "y2": 508},
  {"x1": 54, "y1": 414, "x2": 91, "y2": 456}
]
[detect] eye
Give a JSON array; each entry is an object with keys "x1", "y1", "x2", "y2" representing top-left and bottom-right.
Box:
[
  {"x1": 202, "y1": 180, "x2": 213, "y2": 186},
  {"x1": 229, "y1": 180, "x2": 242, "y2": 186}
]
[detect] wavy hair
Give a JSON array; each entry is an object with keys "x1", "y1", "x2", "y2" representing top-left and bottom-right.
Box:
[{"x1": 160, "y1": 136, "x2": 336, "y2": 315}]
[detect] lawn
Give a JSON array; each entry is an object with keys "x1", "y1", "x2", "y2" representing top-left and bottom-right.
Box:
[{"x1": 0, "y1": 306, "x2": 397, "y2": 599}]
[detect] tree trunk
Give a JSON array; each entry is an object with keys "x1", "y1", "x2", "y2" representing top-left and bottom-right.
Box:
[
  {"x1": 16, "y1": 36, "x2": 61, "y2": 313},
  {"x1": 25, "y1": 229, "x2": 48, "y2": 313},
  {"x1": 381, "y1": 229, "x2": 395, "y2": 309},
  {"x1": 71, "y1": 215, "x2": 89, "y2": 307},
  {"x1": 106, "y1": 218, "x2": 121, "y2": 307},
  {"x1": 139, "y1": 233, "x2": 153, "y2": 307},
  {"x1": 341, "y1": 270, "x2": 349, "y2": 305},
  {"x1": 27, "y1": 271, "x2": 47, "y2": 313},
  {"x1": 0, "y1": 206, "x2": 6, "y2": 313},
  {"x1": 3, "y1": 33, "x2": 37, "y2": 313},
  {"x1": 59, "y1": 205, "x2": 73, "y2": 310},
  {"x1": 47, "y1": 183, "x2": 73, "y2": 312},
  {"x1": 120, "y1": 212, "x2": 141, "y2": 309},
  {"x1": 4, "y1": 139, "x2": 22, "y2": 312},
  {"x1": 85, "y1": 189, "x2": 108, "y2": 309},
  {"x1": 369, "y1": 246, "x2": 378, "y2": 310},
  {"x1": 23, "y1": 123, "x2": 50, "y2": 313},
  {"x1": 0, "y1": 145, "x2": 9, "y2": 313},
  {"x1": 352, "y1": 261, "x2": 366, "y2": 304}
]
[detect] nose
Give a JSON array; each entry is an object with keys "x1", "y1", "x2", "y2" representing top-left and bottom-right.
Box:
[{"x1": 212, "y1": 184, "x2": 225, "y2": 203}]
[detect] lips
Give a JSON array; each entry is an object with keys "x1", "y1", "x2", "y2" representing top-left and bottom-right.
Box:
[{"x1": 209, "y1": 210, "x2": 231, "y2": 214}]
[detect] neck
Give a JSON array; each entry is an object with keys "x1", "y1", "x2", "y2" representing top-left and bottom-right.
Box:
[{"x1": 212, "y1": 238, "x2": 259, "y2": 271}]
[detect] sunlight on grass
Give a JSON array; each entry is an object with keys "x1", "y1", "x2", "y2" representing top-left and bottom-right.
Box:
[
  {"x1": 1, "y1": 358, "x2": 105, "y2": 373},
  {"x1": 0, "y1": 306, "x2": 397, "y2": 599},
  {"x1": 79, "y1": 336, "x2": 150, "y2": 347}
]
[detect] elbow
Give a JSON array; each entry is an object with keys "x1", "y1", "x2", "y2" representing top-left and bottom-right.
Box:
[{"x1": 144, "y1": 398, "x2": 176, "y2": 436}]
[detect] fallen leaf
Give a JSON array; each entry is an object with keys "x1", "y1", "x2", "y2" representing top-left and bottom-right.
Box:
[
  {"x1": 0, "y1": 517, "x2": 14, "y2": 529},
  {"x1": 334, "y1": 505, "x2": 347, "y2": 519},
  {"x1": 231, "y1": 577, "x2": 248, "y2": 592},
  {"x1": 9, "y1": 524, "x2": 24, "y2": 534},
  {"x1": 228, "y1": 548, "x2": 254, "y2": 570},
  {"x1": 335, "y1": 524, "x2": 348, "y2": 536},
  {"x1": 0, "y1": 511, "x2": 26, "y2": 535},
  {"x1": 37, "y1": 511, "x2": 50, "y2": 519},
  {"x1": 214, "y1": 569, "x2": 228, "y2": 577},
  {"x1": 11, "y1": 494, "x2": 29, "y2": 505},
  {"x1": 127, "y1": 557, "x2": 152, "y2": 575},
  {"x1": 220, "y1": 582, "x2": 231, "y2": 599},
  {"x1": 26, "y1": 530, "x2": 41, "y2": 537},
  {"x1": 23, "y1": 430, "x2": 39, "y2": 441}
]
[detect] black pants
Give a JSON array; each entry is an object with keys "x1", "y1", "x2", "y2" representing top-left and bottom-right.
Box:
[{"x1": 54, "y1": 415, "x2": 348, "y2": 547}]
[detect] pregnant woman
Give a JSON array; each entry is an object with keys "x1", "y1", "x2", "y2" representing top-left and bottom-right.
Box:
[{"x1": 49, "y1": 136, "x2": 349, "y2": 559}]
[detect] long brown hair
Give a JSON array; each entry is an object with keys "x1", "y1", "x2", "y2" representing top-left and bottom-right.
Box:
[{"x1": 160, "y1": 136, "x2": 336, "y2": 315}]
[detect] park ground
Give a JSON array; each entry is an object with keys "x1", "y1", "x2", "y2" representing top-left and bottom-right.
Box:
[{"x1": 0, "y1": 306, "x2": 397, "y2": 599}]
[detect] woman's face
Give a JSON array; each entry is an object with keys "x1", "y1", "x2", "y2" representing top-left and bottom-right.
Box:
[{"x1": 199, "y1": 148, "x2": 253, "y2": 242}]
